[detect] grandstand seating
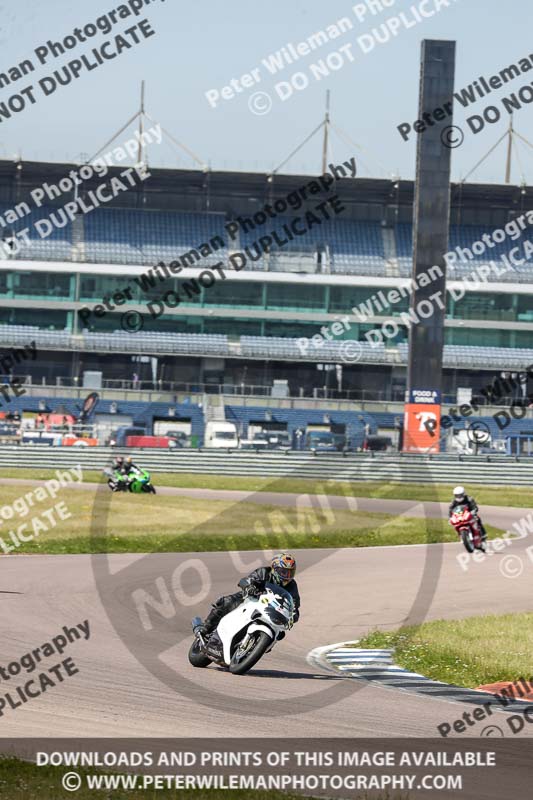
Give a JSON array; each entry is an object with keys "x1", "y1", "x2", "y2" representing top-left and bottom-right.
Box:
[
  {"x1": 239, "y1": 215, "x2": 314, "y2": 271},
  {"x1": 5, "y1": 200, "x2": 533, "y2": 284},
  {"x1": 0, "y1": 204, "x2": 72, "y2": 261},
  {"x1": 6, "y1": 163, "x2": 533, "y2": 417},
  {"x1": 81, "y1": 331, "x2": 229, "y2": 356},
  {"x1": 225, "y1": 404, "x2": 375, "y2": 447},
  {"x1": 326, "y1": 219, "x2": 385, "y2": 274},
  {"x1": 395, "y1": 223, "x2": 533, "y2": 282},
  {"x1": 394, "y1": 223, "x2": 413, "y2": 276},
  {"x1": 240, "y1": 336, "x2": 387, "y2": 362},
  {"x1": 84, "y1": 209, "x2": 228, "y2": 266},
  {"x1": 0, "y1": 324, "x2": 72, "y2": 347},
  {"x1": 0, "y1": 323, "x2": 532, "y2": 369},
  {"x1": 0, "y1": 326, "x2": 229, "y2": 356},
  {"x1": 0, "y1": 204, "x2": 391, "y2": 277},
  {"x1": 397, "y1": 343, "x2": 533, "y2": 369},
  {"x1": 238, "y1": 216, "x2": 386, "y2": 274}
]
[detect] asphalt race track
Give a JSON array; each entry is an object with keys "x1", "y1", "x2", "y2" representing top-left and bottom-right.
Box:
[{"x1": 1, "y1": 481, "x2": 532, "y2": 741}]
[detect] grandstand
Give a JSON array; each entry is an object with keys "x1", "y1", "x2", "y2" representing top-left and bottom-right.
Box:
[{"x1": 1, "y1": 159, "x2": 533, "y2": 409}]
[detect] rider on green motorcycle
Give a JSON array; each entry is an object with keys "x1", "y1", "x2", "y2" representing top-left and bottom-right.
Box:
[{"x1": 113, "y1": 456, "x2": 142, "y2": 489}]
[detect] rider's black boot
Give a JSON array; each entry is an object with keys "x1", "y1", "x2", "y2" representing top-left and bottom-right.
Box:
[{"x1": 201, "y1": 605, "x2": 225, "y2": 635}]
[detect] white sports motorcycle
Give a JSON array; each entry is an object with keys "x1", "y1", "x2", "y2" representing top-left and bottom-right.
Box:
[{"x1": 189, "y1": 582, "x2": 295, "y2": 675}]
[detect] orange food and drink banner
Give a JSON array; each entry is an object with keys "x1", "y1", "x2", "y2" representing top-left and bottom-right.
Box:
[{"x1": 403, "y1": 389, "x2": 441, "y2": 454}]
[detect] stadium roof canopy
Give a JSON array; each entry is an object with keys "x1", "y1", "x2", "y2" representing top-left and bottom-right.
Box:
[{"x1": 1, "y1": 159, "x2": 532, "y2": 225}]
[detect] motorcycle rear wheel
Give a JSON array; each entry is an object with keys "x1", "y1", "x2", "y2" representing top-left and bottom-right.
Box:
[
  {"x1": 188, "y1": 639, "x2": 211, "y2": 668},
  {"x1": 229, "y1": 631, "x2": 272, "y2": 675},
  {"x1": 461, "y1": 530, "x2": 475, "y2": 553}
]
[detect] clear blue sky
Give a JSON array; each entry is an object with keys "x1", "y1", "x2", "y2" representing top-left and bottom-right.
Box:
[{"x1": 1, "y1": 0, "x2": 533, "y2": 184}]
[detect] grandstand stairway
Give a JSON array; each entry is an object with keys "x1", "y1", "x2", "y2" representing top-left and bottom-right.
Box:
[{"x1": 202, "y1": 393, "x2": 226, "y2": 423}]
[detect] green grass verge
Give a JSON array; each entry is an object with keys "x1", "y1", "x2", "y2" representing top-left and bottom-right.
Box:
[
  {"x1": 18, "y1": 521, "x2": 459, "y2": 554},
  {"x1": 0, "y1": 482, "x2": 472, "y2": 554},
  {"x1": 0, "y1": 757, "x2": 315, "y2": 800},
  {"x1": 0, "y1": 472, "x2": 506, "y2": 554},
  {"x1": 0, "y1": 757, "x2": 408, "y2": 800},
  {"x1": 0, "y1": 467, "x2": 527, "y2": 508},
  {"x1": 358, "y1": 612, "x2": 533, "y2": 688}
]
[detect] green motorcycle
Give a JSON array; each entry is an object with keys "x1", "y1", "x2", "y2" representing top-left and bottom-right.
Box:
[{"x1": 106, "y1": 467, "x2": 156, "y2": 494}]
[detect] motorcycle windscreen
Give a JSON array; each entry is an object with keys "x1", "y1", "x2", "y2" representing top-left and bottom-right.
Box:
[{"x1": 263, "y1": 582, "x2": 294, "y2": 611}]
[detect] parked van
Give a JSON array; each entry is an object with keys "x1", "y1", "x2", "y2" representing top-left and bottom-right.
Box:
[
  {"x1": 107, "y1": 426, "x2": 146, "y2": 447},
  {"x1": 204, "y1": 421, "x2": 239, "y2": 448},
  {"x1": 305, "y1": 431, "x2": 336, "y2": 452}
]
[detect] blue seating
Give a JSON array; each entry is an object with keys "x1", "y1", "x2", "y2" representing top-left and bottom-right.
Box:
[
  {"x1": 9, "y1": 395, "x2": 204, "y2": 442},
  {"x1": 325, "y1": 219, "x2": 385, "y2": 274},
  {"x1": 394, "y1": 223, "x2": 533, "y2": 282},
  {"x1": 84, "y1": 209, "x2": 227, "y2": 267},
  {"x1": 6, "y1": 199, "x2": 533, "y2": 284},
  {"x1": 0, "y1": 205, "x2": 72, "y2": 261},
  {"x1": 225, "y1": 404, "x2": 375, "y2": 448}
]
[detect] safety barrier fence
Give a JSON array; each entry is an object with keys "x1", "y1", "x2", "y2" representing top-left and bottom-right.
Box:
[{"x1": 0, "y1": 447, "x2": 532, "y2": 485}]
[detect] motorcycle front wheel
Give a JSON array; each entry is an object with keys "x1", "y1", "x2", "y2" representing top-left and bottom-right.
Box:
[
  {"x1": 229, "y1": 631, "x2": 272, "y2": 675},
  {"x1": 188, "y1": 639, "x2": 211, "y2": 668},
  {"x1": 461, "y1": 529, "x2": 475, "y2": 553}
]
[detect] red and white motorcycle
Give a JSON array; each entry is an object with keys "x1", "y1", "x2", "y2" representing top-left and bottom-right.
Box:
[{"x1": 450, "y1": 505, "x2": 486, "y2": 553}]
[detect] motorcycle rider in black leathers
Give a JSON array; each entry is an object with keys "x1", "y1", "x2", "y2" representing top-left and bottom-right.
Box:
[
  {"x1": 449, "y1": 486, "x2": 487, "y2": 540},
  {"x1": 198, "y1": 553, "x2": 300, "y2": 636},
  {"x1": 113, "y1": 456, "x2": 141, "y2": 489}
]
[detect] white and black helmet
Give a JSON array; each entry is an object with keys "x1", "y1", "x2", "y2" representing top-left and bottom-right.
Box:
[{"x1": 453, "y1": 486, "x2": 466, "y2": 502}]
